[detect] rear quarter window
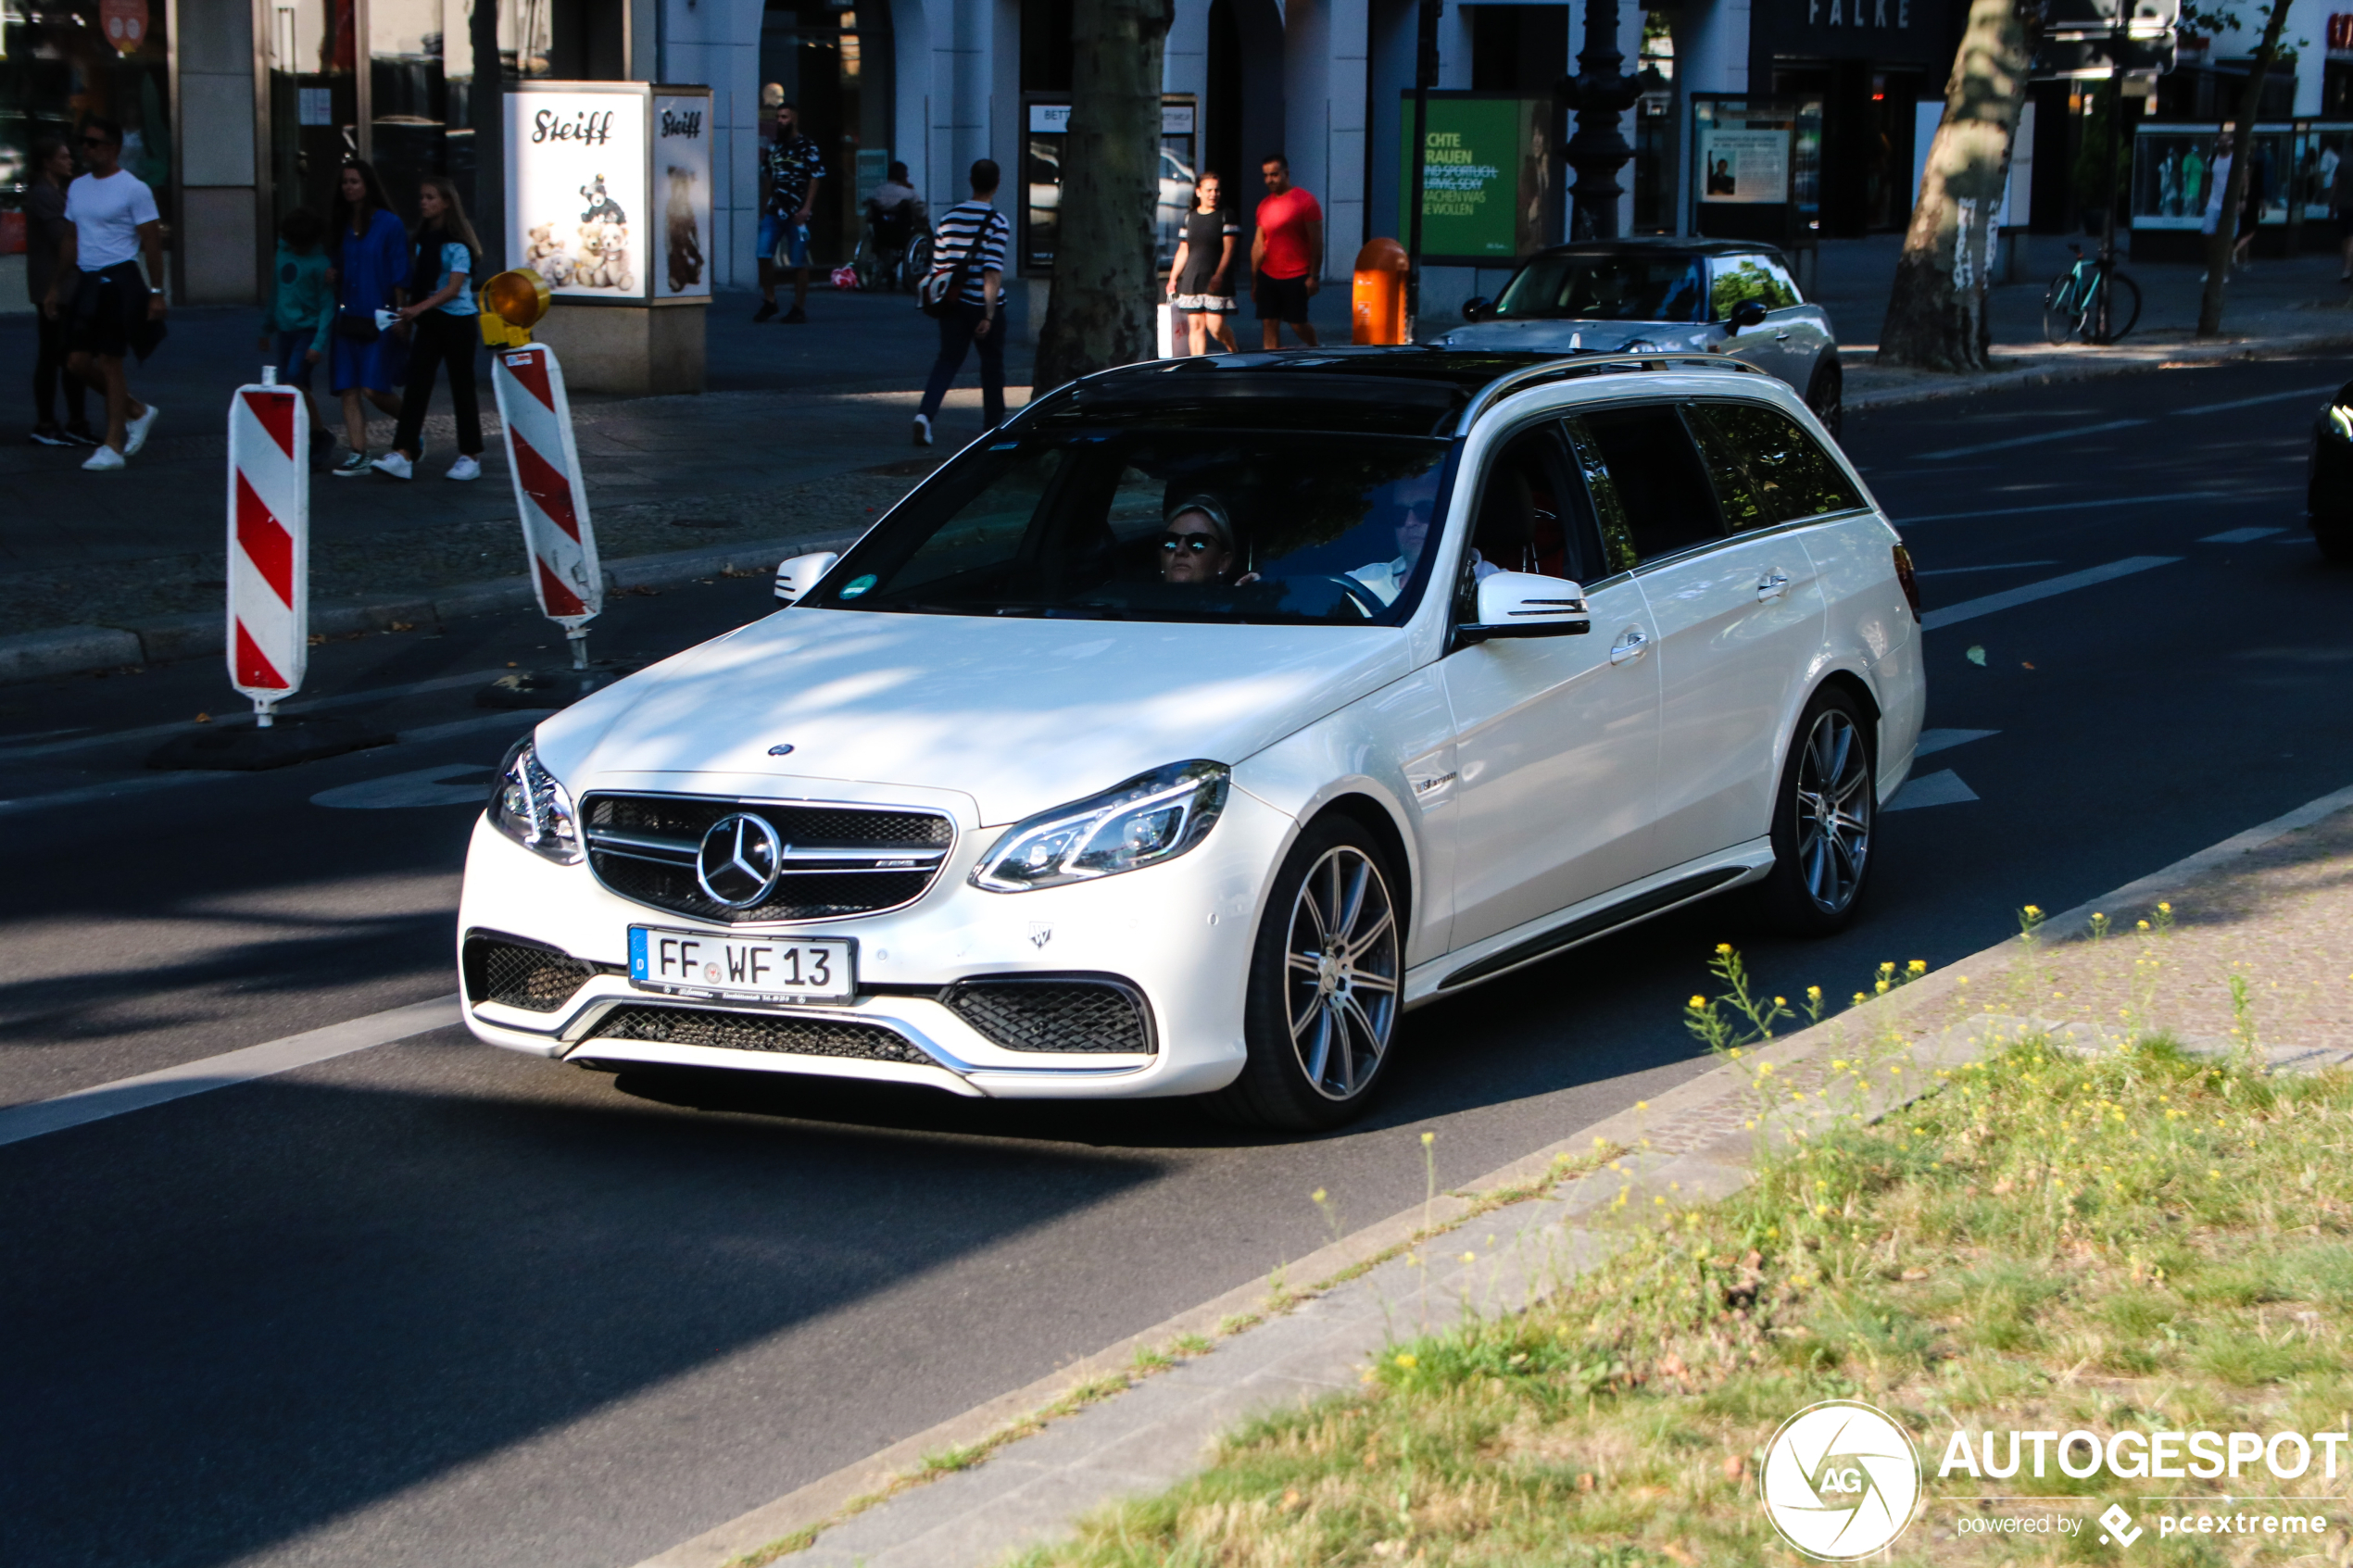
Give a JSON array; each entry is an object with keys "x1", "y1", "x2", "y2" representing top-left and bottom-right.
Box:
[{"x1": 1693, "y1": 401, "x2": 1865, "y2": 523}]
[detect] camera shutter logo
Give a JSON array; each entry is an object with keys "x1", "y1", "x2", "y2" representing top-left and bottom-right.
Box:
[
  {"x1": 1760, "y1": 1399, "x2": 1921, "y2": 1560},
  {"x1": 697, "y1": 813, "x2": 785, "y2": 908}
]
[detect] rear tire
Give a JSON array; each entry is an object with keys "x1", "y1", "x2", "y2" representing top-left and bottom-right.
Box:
[
  {"x1": 1209, "y1": 815, "x2": 1403, "y2": 1132},
  {"x1": 1751, "y1": 686, "x2": 1878, "y2": 937},
  {"x1": 1806, "y1": 358, "x2": 1843, "y2": 438},
  {"x1": 2102, "y1": 273, "x2": 2142, "y2": 342},
  {"x1": 2042, "y1": 274, "x2": 2082, "y2": 345}
]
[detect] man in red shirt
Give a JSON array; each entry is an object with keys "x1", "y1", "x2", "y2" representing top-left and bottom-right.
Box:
[{"x1": 1251, "y1": 154, "x2": 1323, "y2": 349}]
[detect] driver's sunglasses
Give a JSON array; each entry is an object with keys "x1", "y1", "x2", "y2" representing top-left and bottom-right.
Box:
[
  {"x1": 79, "y1": 135, "x2": 111, "y2": 146},
  {"x1": 1160, "y1": 532, "x2": 1219, "y2": 554}
]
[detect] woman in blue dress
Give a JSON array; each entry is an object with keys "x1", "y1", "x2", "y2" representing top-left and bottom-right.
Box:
[{"x1": 327, "y1": 159, "x2": 409, "y2": 475}]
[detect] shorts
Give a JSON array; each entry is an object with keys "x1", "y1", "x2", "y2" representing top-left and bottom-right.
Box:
[
  {"x1": 1174, "y1": 293, "x2": 1237, "y2": 314},
  {"x1": 68, "y1": 262, "x2": 154, "y2": 359},
  {"x1": 272, "y1": 329, "x2": 320, "y2": 390},
  {"x1": 1254, "y1": 272, "x2": 1312, "y2": 324},
  {"x1": 761, "y1": 214, "x2": 812, "y2": 269}
]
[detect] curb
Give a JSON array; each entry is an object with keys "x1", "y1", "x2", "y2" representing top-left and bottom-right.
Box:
[
  {"x1": 0, "y1": 531, "x2": 858, "y2": 689},
  {"x1": 629, "y1": 776, "x2": 2353, "y2": 1568}
]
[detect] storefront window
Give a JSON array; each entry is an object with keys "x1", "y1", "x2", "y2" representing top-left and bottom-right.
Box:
[
  {"x1": 3, "y1": 0, "x2": 173, "y2": 225},
  {"x1": 2130, "y1": 122, "x2": 2292, "y2": 230},
  {"x1": 264, "y1": 0, "x2": 359, "y2": 237},
  {"x1": 2293, "y1": 123, "x2": 2352, "y2": 218},
  {"x1": 761, "y1": 0, "x2": 892, "y2": 270},
  {"x1": 369, "y1": 0, "x2": 476, "y2": 216}
]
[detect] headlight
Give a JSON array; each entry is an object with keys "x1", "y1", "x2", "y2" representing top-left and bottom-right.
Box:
[
  {"x1": 2329, "y1": 405, "x2": 2353, "y2": 443},
  {"x1": 971, "y1": 760, "x2": 1228, "y2": 892},
  {"x1": 489, "y1": 739, "x2": 583, "y2": 864}
]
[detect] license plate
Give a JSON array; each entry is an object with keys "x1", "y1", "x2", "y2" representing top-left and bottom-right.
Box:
[{"x1": 628, "y1": 927, "x2": 856, "y2": 1003}]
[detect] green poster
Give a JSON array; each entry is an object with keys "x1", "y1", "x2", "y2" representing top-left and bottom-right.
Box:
[{"x1": 1399, "y1": 97, "x2": 1529, "y2": 261}]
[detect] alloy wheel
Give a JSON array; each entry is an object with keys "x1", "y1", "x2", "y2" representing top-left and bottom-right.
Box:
[
  {"x1": 1793, "y1": 709, "x2": 1872, "y2": 914},
  {"x1": 1283, "y1": 846, "x2": 1401, "y2": 1101}
]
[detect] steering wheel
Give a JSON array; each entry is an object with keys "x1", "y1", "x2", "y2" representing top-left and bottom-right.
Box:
[{"x1": 1299, "y1": 574, "x2": 1387, "y2": 619}]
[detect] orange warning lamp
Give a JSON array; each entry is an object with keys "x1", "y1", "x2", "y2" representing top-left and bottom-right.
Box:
[{"x1": 479, "y1": 269, "x2": 552, "y2": 348}]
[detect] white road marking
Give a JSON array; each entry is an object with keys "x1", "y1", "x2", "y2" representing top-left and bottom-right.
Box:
[
  {"x1": 1915, "y1": 728, "x2": 1998, "y2": 757},
  {"x1": 2169, "y1": 382, "x2": 2341, "y2": 417},
  {"x1": 1916, "y1": 419, "x2": 2146, "y2": 460},
  {"x1": 1885, "y1": 770, "x2": 1980, "y2": 811},
  {"x1": 312, "y1": 763, "x2": 493, "y2": 809},
  {"x1": 0, "y1": 669, "x2": 514, "y2": 761},
  {"x1": 1892, "y1": 489, "x2": 2277, "y2": 524},
  {"x1": 0, "y1": 714, "x2": 533, "y2": 818},
  {"x1": 0, "y1": 994, "x2": 463, "y2": 1148},
  {"x1": 1919, "y1": 556, "x2": 2181, "y2": 631},
  {"x1": 1915, "y1": 560, "x2": 2058, "y2": 576},
  {"x1": 2199, "y1": 526, "x2": 2284, "y2": 544}
]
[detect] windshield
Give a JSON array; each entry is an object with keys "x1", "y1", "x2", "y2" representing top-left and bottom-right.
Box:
[
  {"x1": 805, "y1": 429, "x2": 1453, "y2": 626},
  {"x1": 1491, "y1": 254, "x2": 1706, "y2": 322}
]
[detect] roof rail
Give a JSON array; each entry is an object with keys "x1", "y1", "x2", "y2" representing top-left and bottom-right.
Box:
[{"x1": 1459, "y1": 352, "x2": 1767, "y2": 432}]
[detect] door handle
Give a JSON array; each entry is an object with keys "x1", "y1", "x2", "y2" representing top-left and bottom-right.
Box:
[
  {"x1": 1608, "y1": 627, "x2": 1649, "y2": 665},
  {"x1": 1756, "y1": 569, "x2": 1792, "y2": 601}
]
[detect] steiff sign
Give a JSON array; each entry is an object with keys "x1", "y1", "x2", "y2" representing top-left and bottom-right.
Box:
[{"x1": 503, "y1": 82, "x2": 714, "y2": 307}]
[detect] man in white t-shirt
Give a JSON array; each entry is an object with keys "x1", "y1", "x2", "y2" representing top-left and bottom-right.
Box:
[{"x1": 43, "y1": 117, "x2": 164, "y2": 470}]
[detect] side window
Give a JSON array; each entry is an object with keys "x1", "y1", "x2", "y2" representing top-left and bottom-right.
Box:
[
  {"x1": 1758, "y1": 255, "x2": 1803, "y2": 307},
  {"x1": 1707, "y1": 254, "x2": 1788, "y2": 320},
  {"x1": 1685, "y1": 406, "x2": 1770, "y2": 533},
  {"x1": 1694, "y1": 402, "x2": 1865, "y2": 523},
  {"x1": 1455, "y1": 422, "x2": 1609, "y2": 620},
  {"x1": 1568, "y1": 406, "x2": 1725, "y2": 563},
  {"x1": 1561, "y1": 418, "x2": 1636, "y2": 575}
]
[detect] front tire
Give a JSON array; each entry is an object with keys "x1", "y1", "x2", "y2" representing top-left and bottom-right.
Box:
[
  {"x1": 1752, "y1": 687, "x2": 1877, "y2": 936},
  {"x1": 1806, "y1": 358, "x2": 1843, "y2": 438},
  {"x1": 2043, "y1": 275, "x2": 2082, "y2": 345},
  {"x1": 1211, "y1": 816, "x2": 1403, "y2": 1131}
]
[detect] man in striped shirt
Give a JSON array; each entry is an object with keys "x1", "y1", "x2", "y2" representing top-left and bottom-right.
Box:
[{"x1": 913, "y1": 159, "x2": 1012, "y2": 446}]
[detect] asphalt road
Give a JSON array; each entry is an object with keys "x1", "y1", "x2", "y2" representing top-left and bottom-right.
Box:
[{"x1": 4, "y1": 355, "x2": 2349, "y2": 1568}]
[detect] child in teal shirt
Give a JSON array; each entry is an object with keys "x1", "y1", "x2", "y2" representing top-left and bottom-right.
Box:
[{"x1": 257, "y1": 207, "x2": 335, "y2": 461}]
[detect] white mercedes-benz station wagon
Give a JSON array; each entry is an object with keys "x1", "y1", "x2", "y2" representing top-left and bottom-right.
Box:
[{"x1": 459, "y1": 349, "x2": 1925, "y2": 1129}]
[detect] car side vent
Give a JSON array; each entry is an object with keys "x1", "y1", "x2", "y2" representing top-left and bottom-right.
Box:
[
  {"x1": 464, "y1": 933, "x2": 623, "y2": 1013},
  {"x1": 940, "y1": 977, "x2": 1155, "y2": 1055}
]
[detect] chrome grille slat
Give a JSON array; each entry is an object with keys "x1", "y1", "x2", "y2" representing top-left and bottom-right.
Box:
[{"x1": 582, "y1": 793, "x2": 955, "y2": 924}]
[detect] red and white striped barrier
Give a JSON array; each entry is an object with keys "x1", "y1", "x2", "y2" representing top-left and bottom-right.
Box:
[
  {"x1": 489, "y1": 344, "x2": 603, "y2": 654},
  {"x1": 225, "y1": 370, "x2": 309, "y2": 723}
]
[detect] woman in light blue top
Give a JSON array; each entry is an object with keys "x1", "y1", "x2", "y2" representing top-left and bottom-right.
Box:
[{"x1": 375, "y1": 176, "x2": 485, "y2": 483}]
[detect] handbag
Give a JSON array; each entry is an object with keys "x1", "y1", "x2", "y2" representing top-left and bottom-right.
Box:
[
  {"x1": 333, "y1": 307, "x2": 381, "y2": 345},
  {"x1": 919, "y1": 213, "x2": 987, "y2": 319}
]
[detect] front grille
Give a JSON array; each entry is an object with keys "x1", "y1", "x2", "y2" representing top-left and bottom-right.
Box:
[
  {"x1": 583, "y1": 1004, "x2": 937, "y2": 1065},
  {"x1": 464, "y1": 933, "x2": 622, "y2": 1013},
  {"x1": 582, "y1": 793, "x2": 954, "y2": 923},
  {"x1": 941, "y1": 977, "x2": 1155, "y2": 1054}
]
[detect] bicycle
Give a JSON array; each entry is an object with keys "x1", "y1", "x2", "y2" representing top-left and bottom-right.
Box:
[{"x1": 2043, "y1": 244, "x2": 2141, "y2": 345}]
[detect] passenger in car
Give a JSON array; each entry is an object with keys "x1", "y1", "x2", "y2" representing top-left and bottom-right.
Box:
[
  {"x1": 1159, "y1": 495, "x2": 1251, "y2": 585},
  {"x1": 1347, "y1": 498, "x2": 1432, "y2": 606}
]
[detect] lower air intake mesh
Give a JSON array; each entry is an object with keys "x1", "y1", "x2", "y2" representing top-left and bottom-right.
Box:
[
  {"x1": 584, "y1": 1005, "x2": 936, "y2": 1066},
  {"x1": 941, "y1": 978, "x2": 1154, "y2": 1054}
]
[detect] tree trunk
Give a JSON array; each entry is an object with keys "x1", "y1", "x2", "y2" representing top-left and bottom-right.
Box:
[
  {"x1": 1033, "y1": 0, "x2": 1175, "y2": 395},
  {"x1": 1879, "y1": 0, "x2": 2038, "y2": 371},
  {"x1": 2196, "y1": 0, "x2": 2294, "y2": 336}
]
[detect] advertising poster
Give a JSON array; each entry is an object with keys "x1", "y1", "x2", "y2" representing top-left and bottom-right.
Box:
[
  {"x1": 506, "y1": 84, "x2": 649, "y2": 302},
  {"x1": 1398, "y1": 96, "x2": 1526, "y2": 261},
  {"x1": 652, "y1": 90, "x2": 713, "y2": 299},
  {"x1": 1697, "y1": 125, "x2": 1791, "y2": 204}
]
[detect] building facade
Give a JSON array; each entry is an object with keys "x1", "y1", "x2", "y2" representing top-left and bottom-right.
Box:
[{"x1": 5, "y1": 0, "x2": 2342, "y2": 307}]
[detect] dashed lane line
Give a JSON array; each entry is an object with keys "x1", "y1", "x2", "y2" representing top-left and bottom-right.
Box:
[
  {"x1": 1919, "y1": 556, "x2": 2182, "y2": 631},
  {"x1": 2168, "y1": 383, "x2": 2341, "y2": 417},
  {"x1": 0, "y1": 994, "x2": 464, "y2": 1149},
  {"x1": 1915, "y1": 419, "x2": 2147, "y2": 460},
  {"x1": 1890, "y1": 489, "x2": 2281, "y2": 525}
]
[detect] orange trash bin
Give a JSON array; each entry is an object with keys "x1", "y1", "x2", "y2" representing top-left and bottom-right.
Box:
[{"x1": 1352, "y1": 238, "x2": 1410, "y2": 345}]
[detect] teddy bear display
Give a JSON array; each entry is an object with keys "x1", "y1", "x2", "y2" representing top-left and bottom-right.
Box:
[
  {"x1": 522, "y1": 220, "x2": 573, "y2": 287},
  {"x1": 571, "y1": 217, "x2": 635, "y2": 291},
  {"x1": 664, "y1": 165, "x2": 704, "y2": 293}
]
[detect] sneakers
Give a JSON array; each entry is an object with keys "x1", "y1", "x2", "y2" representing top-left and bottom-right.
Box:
[
  {"x1": 333, "y1": 450, "x2": 374, "y2": 477},
  {"x1": 912, "y1": 413, "x2": 933, "y2": 447},
  {"x1": 82, "y1": 445, "x2": 127, "y2": 471},
  {"x1": 123, "y1": 404, "x2": 158, "y2": 458},
  {"x1": 371, "y1": 450, "x2": 415, "y2": 480},
  {"x1": 753, "y1": 298, "x2": 779, "y2": 323},
  {"x1": 61, "y1": 425, "x2": 102, "y2": 447},
  {"x1": 446, "y1": 454, "x2": 482, "y2": 482},
  {"x1": 782, "y1": 305, "x2": 807, "y2": 324},
  {"x1": 30, "y1": 426, "x2": 72, "y2": 447}
]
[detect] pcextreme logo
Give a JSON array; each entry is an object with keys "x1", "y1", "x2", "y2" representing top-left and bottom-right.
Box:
[{"x1": 1760, "y1": 1399, "x2": 1922, "y2": 1560}]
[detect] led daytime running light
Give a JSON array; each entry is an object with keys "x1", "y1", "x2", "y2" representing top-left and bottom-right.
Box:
[
  {"x1": 489, "y1": 739, "x2": 584, "y2": 864},
  {"x1": 972, "y1": 761, "x2": 1228, "y2": 892}
]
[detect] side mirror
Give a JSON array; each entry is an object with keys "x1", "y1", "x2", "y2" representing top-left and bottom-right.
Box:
[
  {"x1": 1462, "y1": 295, "x2": 1492, "y2": 323},
  {"x1": 1459, "y1": 571, "x2": 1591, "y2": 643},
  {"x1": 774, "y1": 550, "x2": 839, "y2": 604},
  {"x1": 1725, "y1": 297, "x2": 1769, "y2": 333}
]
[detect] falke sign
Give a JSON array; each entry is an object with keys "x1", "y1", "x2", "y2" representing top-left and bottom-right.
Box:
[
  {"x1": 1804, "y1": 0, "x2": 1916, "y2": 26},
  {"x1": 1755, "y1": 0, "x2": 1948, "y2": 61}
]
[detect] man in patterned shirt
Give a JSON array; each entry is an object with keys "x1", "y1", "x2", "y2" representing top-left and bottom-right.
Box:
[{"x1": 757, "y1": 96, "x2": 826, "y2": 323}]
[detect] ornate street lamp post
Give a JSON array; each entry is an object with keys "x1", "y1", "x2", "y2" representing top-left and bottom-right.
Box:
[{"x1": 1560, "y1": 0, "x2": 1642, "y2": 239}]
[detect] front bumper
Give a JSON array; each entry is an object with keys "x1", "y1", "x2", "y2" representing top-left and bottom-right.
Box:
[{"x1": 454, "y1": 783, "x2": 1296, "y2": 1098}]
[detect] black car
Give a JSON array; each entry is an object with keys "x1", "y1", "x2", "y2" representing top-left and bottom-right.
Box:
[{"x1": 2308, "y1": 378, "x2": 2353, "y2": 562}]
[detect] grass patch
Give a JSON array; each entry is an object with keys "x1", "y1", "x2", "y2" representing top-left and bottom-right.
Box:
[{"x1": 1010, "y1": 1023, "x2": 2353, "y2": 1565}]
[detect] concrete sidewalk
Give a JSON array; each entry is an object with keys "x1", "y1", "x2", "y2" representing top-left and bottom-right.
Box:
[
  {"x1": 634, "y1": 781, "x2": 2353, "y2": 1568},
  {"x1": 1, "y1": 236, "x2": 2344, "y2": 682}
]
